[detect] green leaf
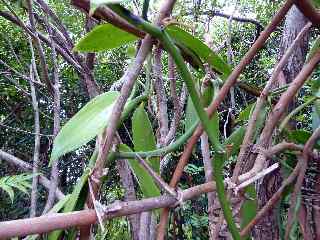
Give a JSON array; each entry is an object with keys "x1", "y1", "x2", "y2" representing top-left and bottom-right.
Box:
[
  {"x1": 48, "y1": 170, "x2": 90, "y2": 240},
  {"x1": 185, "y1": 96, "x2": 199, "y2": 132},
  {"x1": 313, "y1": 0, "x2": 320, "y2": 8},
  {"x1": 240, "y1": 185, "x2": 257, "y2": 240},
  {"x1": 185, "y1": 94, "x2": 220, "y2": 144},
  {"x1": 236, "y1": 103, "x2": 255, "y2": 123},
  {"x1": 48, "y1": 194, "x2": 71, "y2": 214},
  {"x1": 50, "y1": 91, "x2": 119, "y2": 164},
  {"x1": 287, "y1": 130, "x2": 311, "y2": 145},
  {"x1": 166, "y1": 25, "x2": 232, "y2": 79},
  {"x1": 252, "y1": 104, "x2": 268, "y2": 141},
  {"x1": 74, "y1": 24, "x2": 138, "y2": 52},
  {"x1": 64, "y1": 170, "x2": 90, "y2": 213},
  {"x1": 223, "y1": 126, "x2": 246, "y2": 156},
  {"x1": 132, "y1": 103, "x2": 159, "y2": 172},
  {"x1": 202, "y1": 82, "x2": 214, "y2": 107},
  {"x1": 0, "y1": 174, "x2": 33, "y2": 202},
  {"x1": 119, "y1": 144, "x2": 160, "y2": 198}
]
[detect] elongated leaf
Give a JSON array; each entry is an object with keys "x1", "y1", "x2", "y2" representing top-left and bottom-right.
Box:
[
  {"x1": 312, "y1": 81, "x2": 320, "y2": 131},
  {"x1": 185, "y1": 96, "x2": 199, "y2": 132},
  {"x1": 48, "y1": 170, "x2": 90, "y2": 240},
  {"x1": 166, "y1": 25, "x2": 231, "y2": 79},
  {"x1": 50, "y1": 91, "x2": 119, "y2": 164},
  {"x1": 64, "y1": 169, "x2": 90, "y2": 212},
  {"x1": 240, "y1": 185, "x2": 257, "y2": 240},
  {"x1": 74, "y1": 24, "x2": 138, "y2": 52},
  {"x1": 252, "y1": 104, "x2": 268, "y2": 141},
  {"x1": 119, "y1": 144, "x2": 160, "y2": 198},
  {"x1": 132, "y1": 103, "x2": 159, "y2": 172},
  {"x1": 49, "y1": 194, "x2": 71, "y2": 214}
]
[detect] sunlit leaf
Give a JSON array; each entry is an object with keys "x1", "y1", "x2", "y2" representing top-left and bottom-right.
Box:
[
  {"x1": 287, "y1": 130, "x2": 311, "y2": 145},
  {"x1": 119, "y1": 144, "x2": 160, "y2": 198},
  {"x1": 0, "y1": 174, "x2": 33, "y2": 202},
  {"x1": 132, "y1": 103, "x2": 159, "y2": 172},
  {"x1": 74, "y1": 24, "x2": 138, "y2": 52},
  {"x1": 50, "y1": 91, "x2": 119, "y2": 164}
]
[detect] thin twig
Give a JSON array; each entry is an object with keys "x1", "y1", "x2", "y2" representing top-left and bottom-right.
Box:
[
  {"x1": 29, "y1": 65, "x2": 41, "y2": 218},
  {"x1": 135, "y1": 154, "x2": 177, "y2": 198},
  {"x1": 42, "y1": 12, "x2": 61, "y2": 214},
  {"x1": 0, "y1": 122, "x2": 53, "y2": 137},
  {"x1": 26, "y1": 0, "x2": 54, "y2": 94}
]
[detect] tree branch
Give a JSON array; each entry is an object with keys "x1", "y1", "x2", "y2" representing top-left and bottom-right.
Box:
[
  {"x1": 0, "y1": 149, "x2": 64, "y2": 200},
  {"x1": 29, "y1": 65, "x2": 41, "y2": 218}
]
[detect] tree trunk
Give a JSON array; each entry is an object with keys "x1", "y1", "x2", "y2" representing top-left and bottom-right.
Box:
[{"x1": 254, "y1": 6, "x2": 309, "y2": 239}]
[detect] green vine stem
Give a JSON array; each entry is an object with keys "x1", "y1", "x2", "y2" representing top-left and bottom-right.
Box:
[
  {"x1": 108, "y1": 4, "x2": 241, "y2": 239},
  {"x1": 113, "y1": 120, "x2": 199, "y2": 159}
]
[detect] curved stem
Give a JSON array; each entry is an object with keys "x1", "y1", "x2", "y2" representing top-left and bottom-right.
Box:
[{"x1": 114, "y1": 120, "x2": 199, "y2": 159}]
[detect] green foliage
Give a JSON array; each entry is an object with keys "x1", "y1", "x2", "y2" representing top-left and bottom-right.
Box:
[
  {"x1": 240, "y1": 185, "x2": 257, "y2": 240},
  {"x1": 132, "y1": 103, "x2": 159, "y2": 172},
  {"x1": 50, "y1": 91, "x2": 119, "y2": 164},
  {"x1": 166, "y1": 25, "x2": 232, "y2": 80},
  {"x1": 223, "y1": 126, "x2": 246, "y2": 156},
  {"x1": 185, "y1": 95, "x2": 220, "y2": 143},
  {"x1": 95, "y1": 217, "x2": 130, "y2": 240},
  {"x1": 0, "y1": 173, "x2": 33, "y2": 202},
  {"x1": 185, "y1": 96, "x2": 199, "y2": 132},
  {"x1": 119, "y1": 144, "x2": 160, "y2": 198},
  {"x1": 74, "y1": 24, "x2": 138, "y2": 52},
  {"x1": 236, "y1": 103, "x2": 255, "y2": 123},
  {"x1": 48, "y1": 170, "x2": 90, "y2": 240}
]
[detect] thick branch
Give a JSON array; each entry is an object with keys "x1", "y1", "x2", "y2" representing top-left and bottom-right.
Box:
[{"x1": 294, "y1": 0, "x2": 320, "y2": 25}]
